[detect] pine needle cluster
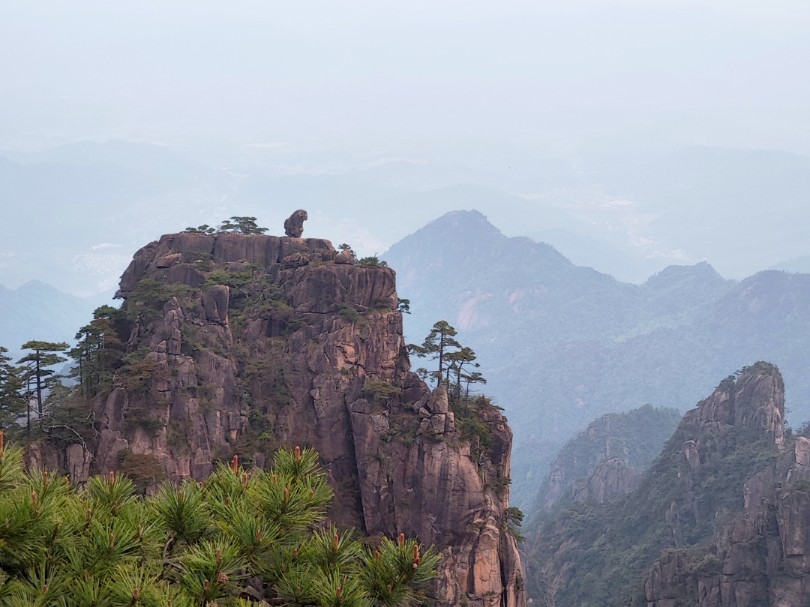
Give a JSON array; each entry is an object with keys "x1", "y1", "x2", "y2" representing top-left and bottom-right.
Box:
[{"x1": 0, "y1": 435, "x2": 438, "y2": 607}]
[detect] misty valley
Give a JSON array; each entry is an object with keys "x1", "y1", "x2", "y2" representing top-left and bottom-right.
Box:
[{"x1": 5, "y1": 1, "x2": 810, "y2": 604}]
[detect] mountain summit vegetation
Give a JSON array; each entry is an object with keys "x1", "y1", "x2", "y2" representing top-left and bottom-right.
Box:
[{"x1": 524, "y1": 362, "x2": 801, "y2": 606}]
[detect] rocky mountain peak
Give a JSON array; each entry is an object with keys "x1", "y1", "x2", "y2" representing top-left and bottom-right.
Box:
[
  {"x1": 526, "y1": 363, "x2": 788, "y2": 606},
  {"x1": 643, "y1": 261, "x2": 726, "y2": 290},
  {"x1": 533, "y1": 405, "x2": 681, "y2": 513},
  {"x1": 44, "y1": 228, "x2": 525, "y2": 607},
  {"x1": 641, "y1": 364, "x2": 810, "y2": 607},
  {"x1": 679, "y1": 361, "x2": 785, "y2": 456}
]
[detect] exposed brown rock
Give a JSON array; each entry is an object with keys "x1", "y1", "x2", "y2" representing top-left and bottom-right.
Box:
[
  {"x1": 70, "y1": 230, "x2": 524, "y2": 607},
  {"x1": 283, "y1": 209, "x2": 308, "y2": 237},
  {"x1": 676, "y1": 364, "x2": 786, "y2": 462},
  {"x1": 642, "y1": 365, "x2": 810, "y2": 607}
]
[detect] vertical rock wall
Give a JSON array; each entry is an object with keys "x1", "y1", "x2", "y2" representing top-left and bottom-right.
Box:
[
  {"x1": 641, "y1": 364, "x2": 810, "y2": 607},
  {"x1": 74, "y1": 232, "x2": 524, "y2": 607}
]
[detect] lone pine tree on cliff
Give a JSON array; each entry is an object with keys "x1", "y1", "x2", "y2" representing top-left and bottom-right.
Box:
[
  {"x1": 410, "y1": 321, "x2": 486, "y2": 398},
  {"x1": 410, "y1": 321, "x2": 460, "y2": 384}
]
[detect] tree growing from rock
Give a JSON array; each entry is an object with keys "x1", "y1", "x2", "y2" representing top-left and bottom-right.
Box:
[
  {"x1": 218, "y1": 216, "x2": 268, "y2": 234},
  {"x1": 397, "y1": 298, "x2": 411, "y2": 315},
  {"x1": 410, "y1": 322, "x2": 488, "y2": 401},
  {"x1": 183, "y1": 224, "x2": 217, "y2": 234},
  {"x1": 409, "y1": 321, "x2": 462, "y2": 386},
  {"x1": 17, "y1": 340, "x2": 69, "y2": 420},
  {"x1": 70, "y1": 306, "x2": 124, "y2": 398},
  {"x1": 358, "y1": 255, "x2": 388, "y2": 267},
  {"x1": 445, "y1": 346, "x2": 481, "y2": 398},
  {"x1": 185, "y1": 218, "x2": 269, "y2": 235},
  {"x1": 338, "y1": 243, "x2": 356, "y2": 259}
]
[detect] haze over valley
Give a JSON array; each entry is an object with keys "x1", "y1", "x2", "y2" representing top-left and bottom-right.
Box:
[{"x1": 2, "y1": 2, "x2": 810, "y2": 605}]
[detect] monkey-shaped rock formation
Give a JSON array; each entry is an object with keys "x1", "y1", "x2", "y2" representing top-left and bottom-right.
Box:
[{"x1": 283, "y1": 209, "x2": 308, "y2": 237}]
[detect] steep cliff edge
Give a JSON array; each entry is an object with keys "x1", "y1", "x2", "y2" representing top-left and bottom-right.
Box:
[
  {"x1": 56, "y1": 231, "x2": 524, "y2": 607},
  {"x1": 526, "y1": 362, "x2": 786, "y2": 606},
  {"x1": 642, "y1": 369, "x2": 810, "y2": 607}
]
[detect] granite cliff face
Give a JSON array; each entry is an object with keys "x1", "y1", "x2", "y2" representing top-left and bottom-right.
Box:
[
  {"x1": 642, "y1": 368, "x2": 810, "y2": 607},
  {"x1": 526, "y1": 363, "x2": 787, "y2": 606},
  {"x1": 61, "y1": 231, "x2": 524, "y2": 607}
]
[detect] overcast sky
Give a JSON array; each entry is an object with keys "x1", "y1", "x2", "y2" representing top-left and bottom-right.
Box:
[
  {"x1": 2, "y1": 0, "x2": 809, "y2": 154},
  {"x1": 2, "y1": 1, "x2": 810, "y2": 298}
]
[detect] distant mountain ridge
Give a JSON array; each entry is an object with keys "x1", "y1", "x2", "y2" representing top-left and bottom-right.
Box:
[
  {"x1": 6, "y1": 140, "x2": 810, "y2": 294},
  {"x1": 533, "y1": 405, "x2": 682, "y2": 514},
  {"x1": 0, "y1": 281, "x2": 109, "y2": 358},
  {"x1": 384, "y1": 210, "x2": 810, "y2": 506}
]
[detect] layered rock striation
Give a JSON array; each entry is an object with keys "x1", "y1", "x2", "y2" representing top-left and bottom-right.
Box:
[{"x1": 63, "y1": 231, "x2": 524, "y2": 606}]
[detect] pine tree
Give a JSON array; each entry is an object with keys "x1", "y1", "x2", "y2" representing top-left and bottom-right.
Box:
[
  {"x1": 218, "y1": 217, "x2": 268, "y2": 235},
  {"x1": 17, "y1": 341, "x2": 68, "y2": 419},
  {"x1": 445, "y1": 346, "x2": 480, "y2": 399},
  {"x1": 70, "y1": 306, "x2": 123, "y2": 398},
  {"x1": 410, "y1": 321, "x2": 461, "y2": 386},
  {"x1": 0, "y1": 435, "x2": 438, "y2": 606},
  {"x1": 0, "y1": 349, "x2": 25, "y2": 431}
]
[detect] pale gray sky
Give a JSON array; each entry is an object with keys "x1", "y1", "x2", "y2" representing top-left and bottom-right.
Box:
[
  {"x1": 2, "y1": 1, "x2": 810, "y2": 296},
  {"x1": 2, "y1": 0, "x2": 809, "y2": 152}
]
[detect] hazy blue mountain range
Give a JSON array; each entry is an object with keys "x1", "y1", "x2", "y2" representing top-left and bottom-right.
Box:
[
  {"x1": 384, "y1": 210, "x2": 810, "y2": 506},
  {"x1": 0, "y1": 281, "x2": 110, "y2": 359},
  {"x1": 4, "y1": 140, "x2": 810, "y2": 296}
]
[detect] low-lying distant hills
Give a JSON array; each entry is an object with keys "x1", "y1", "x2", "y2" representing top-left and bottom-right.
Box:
[
  {"x1": 531, "y1": 404, "x2": 682, "y2": 515},
  {"x1": 384, "y1": 210, "x2": 810, "y2": 506},
  {"x1": 0, "y1": 281, "x2": 110, "y2": 359},
  {"x1": 5, "y1": 140, "x2": 810, "y2": 294}
]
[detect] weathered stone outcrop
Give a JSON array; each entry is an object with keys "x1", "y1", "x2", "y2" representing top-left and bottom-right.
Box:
[
  {"x1": 283, "y1": 209, "x2": 308, "y2": 237},
  {"x1": 78, "y1": 231, "x2": 524, "y2": 607},
  {"x1": 570, "y1": 457, "x2": 641, "y2": 504},
  {"x1": 643, "y1": 442, "x2": 810, "y2": 606},
  {"x1": 527, "y1": 363, "x2": 788, "y2": 606},
  {"x1": 675, "y1": 363, "x2": 785, "y2": 461},
  {"x1": 641, "y1": 363, "x2": 810, "y2": 607}
]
